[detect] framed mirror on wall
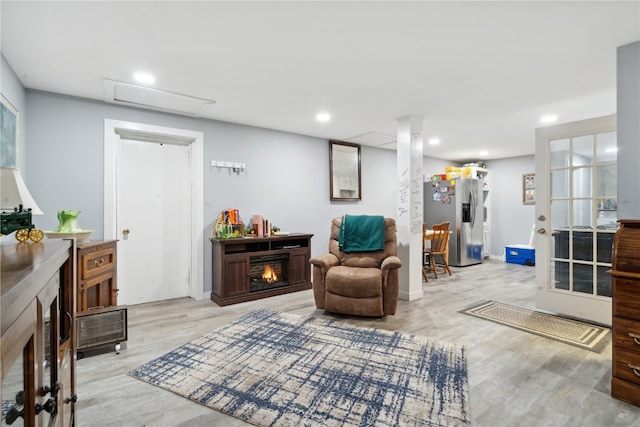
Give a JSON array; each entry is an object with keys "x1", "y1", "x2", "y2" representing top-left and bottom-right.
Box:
[{"x1": 329, "y1": 140, "x2": 361, "y2": 201}]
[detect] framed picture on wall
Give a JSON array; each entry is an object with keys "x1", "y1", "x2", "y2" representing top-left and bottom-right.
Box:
[
  {"x1": 523, "y1": 173, "x2": 535, "y2": 205},
  {"x1": 1, "y1": 93, "x2": 19, "y2": 168}
]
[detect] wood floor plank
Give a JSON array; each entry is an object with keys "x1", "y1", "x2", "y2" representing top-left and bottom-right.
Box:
[{"x1": 75, "y1": 260, "x2": 640, "y2": 426}]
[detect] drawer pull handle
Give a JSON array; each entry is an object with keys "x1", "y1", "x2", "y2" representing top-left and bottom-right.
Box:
[
  {"x1": 630, "y1": 364, "x2": 640, "y2": 377},
  {"x1": 629, "y1": 332, "x2": 640, "y2": 345},
  {"x1": 94, "y1": 258, "x2": 104, "y2": 267}
]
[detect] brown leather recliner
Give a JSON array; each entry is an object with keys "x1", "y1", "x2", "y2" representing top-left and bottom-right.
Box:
[{"x1": 309, "y1": 217, "x2": 402, "y2": 317}]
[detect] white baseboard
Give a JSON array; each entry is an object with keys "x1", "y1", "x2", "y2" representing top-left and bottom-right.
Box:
[{"x1": 399, "y1": 290, "x2": 424, "y2": 301}]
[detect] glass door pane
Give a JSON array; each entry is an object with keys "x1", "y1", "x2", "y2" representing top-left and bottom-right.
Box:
[{"x1": 550, "y1": 132, "x2": 616, "y2": 298}]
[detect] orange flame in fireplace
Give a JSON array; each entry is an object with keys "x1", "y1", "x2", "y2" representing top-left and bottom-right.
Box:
[{"x1": 262, "y1": 264, "x2": 278, "y2": 283}]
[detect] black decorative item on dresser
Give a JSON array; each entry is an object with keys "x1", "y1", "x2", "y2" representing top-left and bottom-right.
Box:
[
  {"x1": 1, "y1": 239, "x2": 77, "y2": 426},
  {"x1": 610, "y1": 219, "x2": 640, "y2": 407},
  {"x1": 211, "y1": 234, "x2": 313, "y2": 306},
  {"x1": 75, "y1": 240, "x2": 127, "y2": 355}
]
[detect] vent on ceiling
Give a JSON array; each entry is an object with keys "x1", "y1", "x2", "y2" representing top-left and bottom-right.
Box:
[
  {"x1": 344, "y1": 131, "x2": 396, "y2": 148},
  {"x1": 104, "y1": 79, "x2": 215, "y2": 117}
]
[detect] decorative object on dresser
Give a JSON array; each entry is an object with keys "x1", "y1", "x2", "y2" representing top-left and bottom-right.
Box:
[
  {"x1": 75, "y1": 240, "x2": 127, "y2": 355},
  {"x1": 211, "y1": 233, "x2": 313, "y2": 306},
  {"x1": 0, "y1": 166, "x2": 45, "y2": 242},
  {"x1": 45, "y1": 209, "x2": 95, "y2": 243},
  {"x1": 212, "y1": 208, "x2": 244, "y2": 239},
  {"x1": 1, "y1": 239, "x2": 77, "y2": 426},
  {"x1": 610, "y1": 219, "x2": 640, "y2": 407}
]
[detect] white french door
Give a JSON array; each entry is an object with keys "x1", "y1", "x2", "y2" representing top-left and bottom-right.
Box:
[{"x1": 535, "y1": 115, "x2": 617, "y2": 326}]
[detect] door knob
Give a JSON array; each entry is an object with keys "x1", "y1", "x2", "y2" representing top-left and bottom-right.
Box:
[
  {"x1": 538, "y1": 215, "x2": 546, "y2": 221},
  {"x1": 123, "y1": 228, "x2": 130, "y2": 236},
  {"x1": 537, "y1": 228, "x2": 546, "y2": 234}
]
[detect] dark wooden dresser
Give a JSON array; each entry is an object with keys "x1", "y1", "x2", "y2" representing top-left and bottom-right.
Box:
[
  {"x1": 610, "y1": 219, "x2": 640, "y2": 407},
  {"x1": 76, "y1": 240, "x2": 118, "y2": 312},
  {"x1": 1, "y1": 239, "x2": 77, "y2": 426},
  {"x1": 75, "y1": 240, "x2": 127, "y2": 354}
]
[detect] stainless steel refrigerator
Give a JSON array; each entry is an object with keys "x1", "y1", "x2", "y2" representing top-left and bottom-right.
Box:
[{"x1": 424, "y1": 178, "x2": 483, "y2": 267}]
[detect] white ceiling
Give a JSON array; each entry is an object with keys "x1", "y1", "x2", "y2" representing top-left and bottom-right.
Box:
[{"x1": 2, "y1": 1, "x2": 639, "y2": 162}]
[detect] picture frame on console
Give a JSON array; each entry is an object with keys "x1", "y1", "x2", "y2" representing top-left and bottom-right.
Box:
[{"x1": 329, "y1": 140, "x2": 361, "y2": 201}]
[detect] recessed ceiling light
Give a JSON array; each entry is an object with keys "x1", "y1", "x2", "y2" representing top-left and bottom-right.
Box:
[
  {"x1": 316, "y1": 112, "x2": 331, "y2": 122},
  {"x1": 540, "y1": 114, "x2": 558, "y2": 124},
  {"x1": 428, "y1": 138, "x2": 441, "y2": 145},
  {"x1": 479, "y1": 150, "x2": 489, "y2": 157},
  {"x1": 134, "y1": 72, "x2": 155, "y2": 85},
  {"x1": 606, "y1": 147, "x2": 618, "y2": 153}
]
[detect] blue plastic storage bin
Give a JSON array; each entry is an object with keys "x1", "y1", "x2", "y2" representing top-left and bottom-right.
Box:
[{"x1": 505, "y1": 244, "x2": 535, "y2": 266}]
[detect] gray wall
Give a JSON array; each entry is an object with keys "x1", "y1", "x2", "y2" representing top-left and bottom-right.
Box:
[
  {"x1": 486, "y1": 155, "x2": 536, "y2": 255},
  {"x1": 25, "y1": 90, "x2": 403, "y2": 295},
  {"x1": 18, "y1": 95, "x2": 537, "y2": 296},
  {"x1": 617, "y1": 41, "x2": 640, "y2": 219},
  {"x1": 4, "y1": 52, "x2": 540, "y2": 296}
]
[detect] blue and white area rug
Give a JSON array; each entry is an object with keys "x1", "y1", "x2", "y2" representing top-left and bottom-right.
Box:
[{"x1": 129, "y1": 309, "x2": 470, "y2": 426}]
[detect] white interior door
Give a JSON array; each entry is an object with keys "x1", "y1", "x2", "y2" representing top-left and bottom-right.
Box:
[
  {"x1": 535, "y1": 115, "x2": 617, "y2": 326},
  {"x1": 116, "y1": 138, "x2": 191, "y2": 305}
]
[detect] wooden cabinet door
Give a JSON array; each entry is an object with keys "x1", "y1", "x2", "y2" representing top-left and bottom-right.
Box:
[
  {"x1": 289, "y1": 249, "x2": 310, "y2": 286},
  {"x1": 58, "y1": 343, "x2": 75, "y2": 427},
  {"x1": 77, "y1": 241, "x2": 118, "y2": 312},
  {"x1": 79, "y1": 272, "x2": 117, "y2": 312},
  {"x1": 224, "y1": 257, "x2": 249, "y2": 297},
  {"x1": 1, "y1": 300, "x2": 38, "y2": 426}
]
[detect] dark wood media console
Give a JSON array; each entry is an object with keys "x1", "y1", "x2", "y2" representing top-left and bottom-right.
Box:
[{"x1": 211, "y1": 233, "x2": 313, "y2": 306}]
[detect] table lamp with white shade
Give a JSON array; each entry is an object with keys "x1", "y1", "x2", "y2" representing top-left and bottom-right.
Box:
[{"x1": 1, "y1": 166, "x2": 45, "y2": 242}]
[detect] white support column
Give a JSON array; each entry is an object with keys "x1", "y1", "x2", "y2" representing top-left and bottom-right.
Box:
[
  {"x1": 617, "y1": 41, "x2": 640, "y2": 219},
  {"x1": 396, "y1": 116, "x2": 424, "y2": 301}
]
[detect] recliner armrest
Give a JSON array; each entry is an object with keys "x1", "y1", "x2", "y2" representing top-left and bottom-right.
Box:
[
  {"x1": 380, "y1": 256, "x2": 402, "y2": 271},
  {"x1": 309, "y1": 253, "x2": 340, "y2": 269}
]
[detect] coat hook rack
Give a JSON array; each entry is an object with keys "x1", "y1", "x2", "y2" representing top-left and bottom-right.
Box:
[{"x1": 211, "y1": 160, "x2": 245, "y2": 175}]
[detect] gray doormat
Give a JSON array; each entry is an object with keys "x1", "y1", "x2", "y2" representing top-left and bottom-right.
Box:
[{"x1": 460, "y1": 300, "x2": 610, "y2": 353}]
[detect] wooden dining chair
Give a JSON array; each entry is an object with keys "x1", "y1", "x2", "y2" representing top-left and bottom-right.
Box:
[
  {"x1": 422, "y1": 223, "x2": 429, "y2": 281},
  {"x1": 423, "y1": 222, "x2": 452, "y2": 280}
]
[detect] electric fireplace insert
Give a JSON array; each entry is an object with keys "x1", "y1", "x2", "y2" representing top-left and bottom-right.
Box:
[{"x1": 249, "y1": 253, "x2": 289, "y2": 292}]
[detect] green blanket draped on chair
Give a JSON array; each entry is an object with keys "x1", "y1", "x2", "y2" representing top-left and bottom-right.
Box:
[{"x1": 338, "y1": 214, "x2": 385, "y2": 252}]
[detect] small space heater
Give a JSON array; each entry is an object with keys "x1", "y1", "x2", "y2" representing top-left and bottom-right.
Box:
[{"x1": 76, "y1": 306, "x2": 128, "y2": 354}]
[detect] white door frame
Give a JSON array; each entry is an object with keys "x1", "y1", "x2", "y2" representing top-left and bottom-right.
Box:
[{"x1": 104, "y1": 119, "x2": 204, "y2": 300}]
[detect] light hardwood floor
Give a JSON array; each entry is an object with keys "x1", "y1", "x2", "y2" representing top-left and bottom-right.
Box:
[{"x1": 75, "y1": 260, "x2": 640, "y2": 426}]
